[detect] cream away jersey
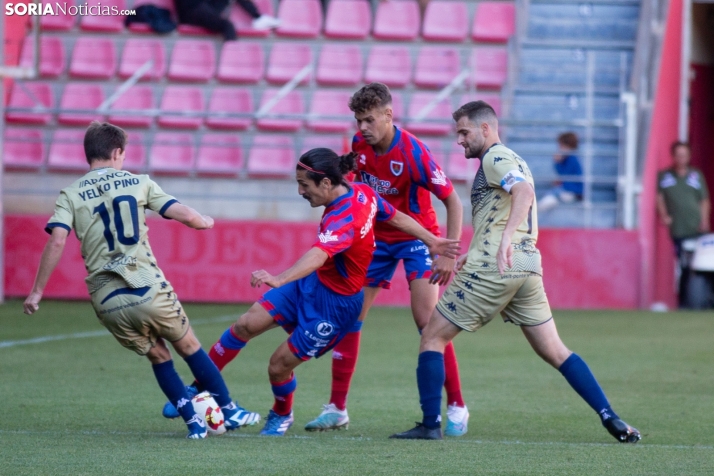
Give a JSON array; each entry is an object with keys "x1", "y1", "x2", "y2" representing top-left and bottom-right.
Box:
[
  {"x1": 45, "y1": 167, "x2": 178, "y2": 294},
  {"x1": 465, "y1": 143, "x2": 542, "y2": 275}
]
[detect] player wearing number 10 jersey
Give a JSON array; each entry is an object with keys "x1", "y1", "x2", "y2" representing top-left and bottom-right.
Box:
[{"x1": 23, "y1": 121, "x2": 258, "y2": 439}]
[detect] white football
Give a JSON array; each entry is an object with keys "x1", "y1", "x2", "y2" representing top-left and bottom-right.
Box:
[{"x1": 191, "y1": 391, "x2": 226, "y2": 435}]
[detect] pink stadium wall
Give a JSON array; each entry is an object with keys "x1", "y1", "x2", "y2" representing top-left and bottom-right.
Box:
[{"x1": 5, "y1": 215, "x2": 640, "y2": 309}]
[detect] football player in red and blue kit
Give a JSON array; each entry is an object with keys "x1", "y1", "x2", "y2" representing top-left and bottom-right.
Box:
[
  {"x1": 304, "y1": 83, "x2": 470, "y2": 436},
  {"x1": 191, "y1": 148, "x2": 460, "y2": 436}
]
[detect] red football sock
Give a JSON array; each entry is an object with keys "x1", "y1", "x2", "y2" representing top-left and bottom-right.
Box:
[
  {"x1": 207, "y1": 340, "x2": 241, "y2": 372},
  {"x1": 443, "y1": 341, "x2": 465, "y2": 407},
  {"x1": 271, "y1": 374, "x2": 296, "y2": 416},
  {"x1": 329, "y1": 331, "x2": 361, "y2": 411}
]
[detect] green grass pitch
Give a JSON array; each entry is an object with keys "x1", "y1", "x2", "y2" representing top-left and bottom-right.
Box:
[{"x1": 1, "y1": 299, "x2": 713, "y2": 475}]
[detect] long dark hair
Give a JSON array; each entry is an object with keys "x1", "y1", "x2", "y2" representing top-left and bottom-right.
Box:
[{"x1": 297, "y1": 148, "x2": 357, "y2": 187}]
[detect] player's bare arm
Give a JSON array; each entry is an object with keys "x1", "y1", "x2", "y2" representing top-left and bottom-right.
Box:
[
  {"x1": 23, "y1": 227, "x2": 70, "y2": 315},
  {"x1": 497, "y1": 181, "x2": 535, "y2": 275},
  {"x1": 430, "y1": 191, "x2": 463, "y2": 285},
  {"x1": 385, "y1": 211, "x2": 461, "y2": 259},
  {"x1": 251, "y1": 247, "x2": 329, "y2": 289},
  {"x1": 162, "y1": 202, "x2": 214, "y2": 230}
]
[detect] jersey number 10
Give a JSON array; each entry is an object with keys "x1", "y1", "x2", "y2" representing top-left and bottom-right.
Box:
[{"x1": 92, "y1": 195, "x2": 140, "y2": 252}]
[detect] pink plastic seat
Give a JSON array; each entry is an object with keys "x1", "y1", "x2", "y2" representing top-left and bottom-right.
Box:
[
  {"x1": 390, "y1": 92, "x2": 405, "y2": 124},
  {"x1": 301, "y1": 135, "x2": 347, "y2": 156},
  {"x1": 276, "y1": 0, "x2": 322, "y2": 38},
  {"x1": 217, "y1": 42, "x2": 264, "y2": 83},
  {"x1": 307, "y1": 90, "x2": 353, "y2": 133},
  {"x1": 406, "y1": 93, "x2": 453, "y2": 136},
  {"x1": 230, "y1": 0, "x2": 274, "y2": 37},
  {"x1": 58, "y1": 83, "x2": 105, "y2": 126},
  {"x1": 422, "y1": 1, "x2": 468, "y2": 42},
  {"x1": 365, "y1": 46, "x2": 411, "y2": 88},
  {"x1": 196, "y1": 134, "x2": 243, "y2": 176},
  {"x1": 48, "y1": 129, "x2": 87, "y2": 171},
  {"x1": 447, "y1": 148, "x2": 480, "y2": 182},
  {"x1": 471, "y1": 47, "x2": 508, "y2": 89},
  {"x1": 266, "y1": 43, "x2": 312, "y2": 85},
  {"x1": 81, "y1": 0, "x2": 126, "y2": 32},
  {"x1": 459, "y1": 92, "x2": 503, "y2": 116},
  {"x1": 40, "y1": 7, "x2": 76, "y2": 31},
  {"x1": 119, "y1": 39, "x2": 167, "y2": 81},
  {"x1": 316, "y1": 45, "x2": 363, "y2": 86},
  {"x1": 414, "y1": 47, "x2": 461, "y2": 89},
  {"x1": 205, "y1": 87, "x2": 253, "y2": 130},
  {"x1": 6, "y1": 82, "x2": 54, "y2": 125},
  {"x1": 108, "y1": 86, "x2": 155, "y2": 128},
  {"x1": 3, "y1": 128, "x2": 45, "y2": 170},
  {"x1": 373, "y1": 0, "x2": 420, "y2": 41},
  {"x1": 20, "y1": 36, "x2": 65, "y2": 78},
  {"x1": 256, "y1": 90, "x2": 304, "y2": 132},
  {"x1": 324, "y1": 0, "x2": 370, "y2": 40},
  {"x1": 150, "y1": 132, "x2": 195, "y2": 175},
  {"x1": 247, "y1": 135, "x2": 295, "y2": 177},
  {"x1": 158, "y1": 86, "x2": 204, "y2": 129},
  {"x1": 168, "y1": 40, "x2": 216, "y2": 82},
  {"x1": 177, "y1": 24, "x2": 213, "y2": 35},
  {"x1": 129, "y1": 0, "x2": 177, "y2": 32},
  {"x1": 124, "y1": 132, "x2": 147, "y2": 172},
  {"x1": 69, "y1": 37, "x2": 117, "y2": 79},
  {"x1": 472, "y1": 2, "x2": 515, "y2": 43}
]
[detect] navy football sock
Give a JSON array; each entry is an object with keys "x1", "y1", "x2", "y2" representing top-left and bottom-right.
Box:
[
  {"x1": 417, "y1": 351, "x2": 445, "y2": 429},
  {"x1": 185, "y1": 348, "x2": 232, "y2": 407},
  {"x1": 152, "y1": 360, "x2": 196, "y2": 423},
  {"x1": 559, "y1": 353, "x2": 618, "y2": 421}
]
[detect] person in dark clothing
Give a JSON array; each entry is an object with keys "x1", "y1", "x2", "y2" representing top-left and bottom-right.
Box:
[
  {"x1": 538, "y1": 131, "x2": 584, "y2": 212},
  {"x1": 174, "y1": 0, "x2": 280, "y2": 40}
]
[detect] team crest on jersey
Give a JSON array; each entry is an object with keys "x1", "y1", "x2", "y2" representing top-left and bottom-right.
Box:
[{"x1": 390, "y1": 161, "x2": 404, "y2": 176}]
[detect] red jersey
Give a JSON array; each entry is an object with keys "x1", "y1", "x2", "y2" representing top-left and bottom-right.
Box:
[
  {"x1": 313, "y1": 183, "x2": 396, "y2": 295},
  {"x1": 353, "y1": 126, "x2": 454, "y2": 244}
]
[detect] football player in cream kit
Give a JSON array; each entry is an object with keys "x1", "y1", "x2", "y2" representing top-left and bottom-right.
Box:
[{"x1": 391, "y1": 101, "x2": 641, "y2": 443}]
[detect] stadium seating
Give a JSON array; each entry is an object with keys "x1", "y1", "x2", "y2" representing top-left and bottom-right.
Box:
[
  {"x1": 108, "y1": 85, "x2": 155, "y2": 128},
  {"x1": 48, "y1": 129, "x2": 88, "y2": 171},
  {"x1": 373, "y1": 0, "x2": 420, "y2": 41},
  {"x1": 414, "y1": 47, "x2": 462, "y2": 89},
  {"x1": 390, "y1": 92, "x2": 405, "y2": 123},
  {"x1": 205, "y1": 87, "x2": 253, "y2": 130},
  {"x1": 405, "y1": 93, "x2": 453, "y2": 136},
  {"x1": 527, "y1": 2, "x2": 639, "y2": 42},
  {"x1": 69, "y1": 37, "x2": 117, "y2": 79},
  {"x1": 20, "y1": 36, "x2": 65, "y2": 79},
  {"x1": 316, "y1": 44, "x2": 363, "y2": 86},
  {"x1": 3, "y1": 128, "x2": 45, "y2": 170},
  {"x1": 307, "y1": 90, "x2": 353, "y2": 133},
  {"x1": 447, "y1": 151, "x2": 480, "y2": 182},
  {"x1": 128, "y1": 0, "x2": 176, "y2": 33},
  {"x1": 40, "y1": 6, "x2": 75, "y2": 31},
  {"x1": 168, "y1": 40, "x2": 216, "y2": 82},
  {"x1": 459, "y1": 92, "x2": 503, "y2": 116},
  {"x1": 276, "y1": 0, "x2": 323, "y2": 39},
  {"x1": 119, "y1": 38, "x2": 167, "y2": 81},
  {"x1": 217, "y1": 42, "x2": 264, "y2": 84},
  {"x1": 58, "y1": 83, "x2": 105, "y2": 126},
  {"x1": 324, "y1": 0, "x2": 371, "y2": 40},
  {"x1": 6, "y1": 82, "x2": 54, "y2": 125},
  {"x1": 266, "y1": 43, "x2": 312, "y2": 85},
  {"x1": 230, "y1": 0, "x2": 275, "y2": 37},
  {"x1": 301, "y1": 135, "x2": 346, "y2": 155},
  {"x1": 365, "y1": 46, "x2": 412, "y2": 88},
  {"x1": 247, "y1": 135, "x2": 295, "y2": 177},
  {"x1": 422, "y1": 1, "x2": 469, "y2": 42},
  {"x1": 472, "y1": 2, "x2": 516, "y2": 43},
  {"x1": 158, "y1": 86, "x2": 205, "y2": 129},
  {"x1": 150, "y1": 132, "x2": 195, "y2": 175},
  {"x1": 196, "y1": 134, "x2": 243, "y2": 176},
  {"x1": 256, "y1": 90, "x2": 304, "y2": 132},
  {"x1": 471, "y1": 47, "x2": 508, "y2": 89},
  {"x1": 124, "y1": 132, "x2": 147, "y2": 172},
  {"x1": 80, "y1": 0, "x2": 126, "y2": 32}
]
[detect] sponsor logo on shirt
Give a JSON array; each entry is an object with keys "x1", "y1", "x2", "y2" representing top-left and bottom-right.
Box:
[
  {"x1": 318, "y1": 230, "x2": 340, "y2": 243},
  {"x1": 357, "y1": 191, "x2": 366, "y2": 204},
  {"x1": 390, "y1": 160, "x2": 404, "y2": 176},
  {"x1": 360, "y1": 197, "x2": 378, "y2": 238},
  {"x1": 431, "y1": 169, "x2": 447, "y2": 186},
  {"x1": 360, "y1": 171, "x2": 399, "y2": 195},
  {"x1": 360, "y1": 154, "x2": 367, "y2": 165}
]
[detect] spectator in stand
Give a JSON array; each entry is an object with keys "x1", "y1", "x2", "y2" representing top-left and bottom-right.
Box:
[
  {"x1": 538, "y1": 132, "x2": 583, "y2": 213},
  {"x1": 657, "y1": 141, "x2": 711, "y2": 308},
  {"x1": 175, "y1": 0, "x2": 280, "y2": 40}
]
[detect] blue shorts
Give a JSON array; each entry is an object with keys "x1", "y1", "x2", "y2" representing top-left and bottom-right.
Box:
[
  {"x1": 365, "y1": 239, "x2": 433, "y2": 289},
  {"x1": 258, "y1": 272, "x2": 364, "y2": 361}
]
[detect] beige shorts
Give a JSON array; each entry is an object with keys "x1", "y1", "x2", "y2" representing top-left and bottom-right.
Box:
[
  {"x1": 436, "y1": 271, "x2": 552, "y2": 332},
  {"x1": 90, "y1": 279, "x2": 189, "y2": 355}
]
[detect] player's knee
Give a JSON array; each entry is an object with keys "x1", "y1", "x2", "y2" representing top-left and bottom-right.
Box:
[
  {"x1": 267, "y1": 357, "x2": 292, "y2": 382},
  {"x1": 231, "y1": 318, "x2": 253, "y2": 341}
]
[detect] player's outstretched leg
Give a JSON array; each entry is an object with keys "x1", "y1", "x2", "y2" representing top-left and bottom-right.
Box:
[{"x1": 522, "y1": 319, "x2": 641, "y2": 443}]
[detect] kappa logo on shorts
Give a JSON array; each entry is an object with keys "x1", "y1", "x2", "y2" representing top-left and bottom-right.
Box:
[{"x1": 315, "y1": 321, "x2": 335, "y2": 337}]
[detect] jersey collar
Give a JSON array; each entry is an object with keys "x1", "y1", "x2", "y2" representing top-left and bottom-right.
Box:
[
  {"x1": 325, "y1": 186, "x2": 354, "y2": 209},
  {"x1": 374, "y1": 126, "x2": 401, "y2": 156}
]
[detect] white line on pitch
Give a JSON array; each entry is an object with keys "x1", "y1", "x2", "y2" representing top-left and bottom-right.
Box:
[{"x1": 0, "y1": 314, "x2": 239, "y2": 349}]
